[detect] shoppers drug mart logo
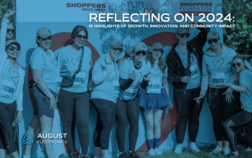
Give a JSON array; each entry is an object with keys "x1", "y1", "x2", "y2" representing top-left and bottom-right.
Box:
[{"x1": 66, "y1": 3, "x2": 107, "y2": 11}]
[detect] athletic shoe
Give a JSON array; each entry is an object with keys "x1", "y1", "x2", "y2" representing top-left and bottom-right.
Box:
[
  {"x1": 245, "y1": 147, "x2": 252, "y2": 152},
  {"x1": 210, "y1": 146, "x2": 223, "y2": 154},
  {"x1": 70, "y1": 152, "x2": 78, "y2": 158},
  {"x1": 154, "y1": 148, "x2": 162, "y2": 155},
  {"x1": 189, "y1": 143, "x2": 201, "y2": 152},
  {"x1": 174, "y1": 144, "x2": 183, "y2": 153},
  {"x1": 59, "y1": 153, "x2": 70, "y2": 158},
  {"x1": 223, "y1": 147, "x2": 231, "y2": 156},
  {"x1": 147, "y1": 149, "x2": 155, "y2": 156},
  {"x1": 229, "y1": 152, "x2": 239, "y2": 157},
  {"x1": 119, "y1": 151, "x2": 130, "y2": 158},
  {"x1": 128, "y1": 151, "x2": 140, "y2": 158},
  {"x1": 79, "y1": 154, "x2": 89, "y2": 158}
]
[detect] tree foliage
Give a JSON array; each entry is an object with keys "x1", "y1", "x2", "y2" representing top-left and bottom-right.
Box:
[
  {"x1": 223, "y1": 0, "x2": 252, "y2": 55},
  {"x1": 0, "y1": 0, "x2": 14, "y2": 21}
]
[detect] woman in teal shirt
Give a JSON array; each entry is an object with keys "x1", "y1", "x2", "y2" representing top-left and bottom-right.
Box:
[{"x1": 91, "y1": 39, "x2": 123, "y2": 158}]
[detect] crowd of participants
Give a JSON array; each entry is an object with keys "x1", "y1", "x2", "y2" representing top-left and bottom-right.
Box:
[{"x1": 0, "y1": 8, "x2": 252, "y2": 158}]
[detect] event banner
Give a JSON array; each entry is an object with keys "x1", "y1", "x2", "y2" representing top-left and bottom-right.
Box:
[{"x1": 16, "y1": 0, "x2": 225, "y2": 157}]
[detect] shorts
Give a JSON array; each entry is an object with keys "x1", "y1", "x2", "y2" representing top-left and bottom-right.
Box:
[{"x1": 33, "y1": 85, "x2": 57, "y2": 119}]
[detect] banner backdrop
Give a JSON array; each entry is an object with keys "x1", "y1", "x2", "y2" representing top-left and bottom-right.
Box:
[{"x1": 16, "y1": 0, "x2": 223, "y2": 157}]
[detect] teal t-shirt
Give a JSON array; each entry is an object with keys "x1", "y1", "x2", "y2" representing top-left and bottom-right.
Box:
[
  {"x1": 202, "y1": 47, "x2": 236, "y2": 88},
  {"x1": 0, "y1": 60, "x2": 19, "y2": 104},
  {"x1": 90, "y1": 55, "x2": 119, "y2": 103},
  {"x1": 30, "y1": 47, "x2": 61, "y2": 94},
  {"x1": 146, "y1": 63, "x2": 168, "y2": 93},
  {"x1": 239, "y1": 69, "x2": 252, "y2": 113},
  {"x1": 118, "y1": 57, "x2": 151, "y2": 100},
  {"x1": 175, "y1": 47, "x2": 201, "y2": 89},
  {"x1": 57, "y1": 46, "x2": 92, "y2": 93}
]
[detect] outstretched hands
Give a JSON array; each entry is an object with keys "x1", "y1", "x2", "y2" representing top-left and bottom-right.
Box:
[
  {"x1": 129, "y1": 71, "x2": 137, "y2": 81},
  {"x1": 143, "y1": 72, "x2": 151, "y2": 81},
  {"x1": 4, "y1": 8, "x2": 17, "y2": 20}
]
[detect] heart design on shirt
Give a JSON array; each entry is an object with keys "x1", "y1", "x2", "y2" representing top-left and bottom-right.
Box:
[
  {"x1": 50, "y1": 59, "x2": 58, "y2": 68},
  {"x1": 71, "y1": 57, "x2": 80, "y2": 66},
  {"x1": 135, "y1": 72, "x2": 142, "y2": 82},
  {"x1": 9, "y1": 68, "x2": 19, "y2": 78},
  {"x1": 154, "y1": 68, "x2": 161, "y2": 77},
  {"x1": 183, "y1": 56, "x2": 194, "y2": 65},
  {"x1": 212, "y1": 58, "x2": 224, "y2": 68}
]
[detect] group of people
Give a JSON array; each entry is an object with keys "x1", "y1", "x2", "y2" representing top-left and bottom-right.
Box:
[{"x1": 0, "y1": 8, "x2": 252, "y2": 158}]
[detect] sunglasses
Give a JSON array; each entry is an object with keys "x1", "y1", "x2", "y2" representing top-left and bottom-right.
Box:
[
  {"x1": 76, "y1": 34, "x2": 87, "y2": 40},
  {"x1": 178, "y1": 33, "x2": 190, "y2": 38},
  {"x1": 136, "y1": 51, "x2": 146, "y2": 56},
  {"x1": 113, "y1": 48, "x2": 123, "y2": 52},
  {"x1": 40, "y1": 36, "x2": 51, "y2": 41},
  {"x1": 232, "y1": 63, "x2": 242, "y2": 68},
  {"x1": 8, "y1": 46, "x2": 20, "y2": 51},
  {"x1": 7, "y1": 29, "x2": 15, "y2": 34},
  {"x1": 207, "y1": 38, "x2": 218, "y2": 44}
]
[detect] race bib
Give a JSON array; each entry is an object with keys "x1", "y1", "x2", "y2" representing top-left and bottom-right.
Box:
[
  {"x1": 113, "y1": 80, "x2": 120, "y2": 94},
  {"x1": 147, "y1": 79, "x2": 161, "y2": 93},
  {"x1": 74, "y1": 73, "x2": 85, "y2": 85},
  {"x1": 212, "y1": 73, "x2": 226, "y2": 86},
  {"x1": 0, "y1": 80, "x2": 16, "y2": 99},
  {"x1": 190, "y1": 64, "x2": 199, "y2": 79},
  {"x1": 122, "y1": 88, "x2": 138, "y2": 100},
  {"x1": 57, "y1": 77, "x2": 62, "y2": 91}
]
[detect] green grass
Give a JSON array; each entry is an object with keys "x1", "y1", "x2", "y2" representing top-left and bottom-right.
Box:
[
  {"x1": 6, "y1": 146, "x2": 251, "y2": 158},
  {"x1": 140, "y1": 146, "x2": 252, "y2": 158}
]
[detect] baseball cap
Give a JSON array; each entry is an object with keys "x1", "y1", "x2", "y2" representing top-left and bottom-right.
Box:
[
  {"x1": 177, "y1": 27, "x2": 190, "y2": 34},
  {"x1": 5, "y1": 39, "x2": 20, "y2": 48},
  {"x1": 151, "y1": 42, "x2": 164, "y2": 52},
  {"x1": 133, "y1": 42, "x2": 147, "y2": 53},
  {"x1": 207, "y1": 31, "x2": 220, "y2": 40},
  {"x1": 110, "y1": 39, "x2": 123, "y2": 50},
  {"x1": 36, "y1": 27, "x2": 53, "y2": 38}
]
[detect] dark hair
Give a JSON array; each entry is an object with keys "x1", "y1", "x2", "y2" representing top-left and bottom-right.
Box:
[
  {"x1": 36, "y1": 37, "x2": 40, "y2": 46},
  {"x1": 146, "y1": 49, "x2": 166, "y2": 73},
  {"x1": 71, "y1": 25, "x2": 88, "y2": 40}
]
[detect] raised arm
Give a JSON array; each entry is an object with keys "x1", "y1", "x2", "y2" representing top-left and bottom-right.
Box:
[
  {"x1": 188, "y1": 22, "x2": 210, "y2": 55},
  {"x1": 0, "y1": 8, "x2": 17, "y2": 54}
]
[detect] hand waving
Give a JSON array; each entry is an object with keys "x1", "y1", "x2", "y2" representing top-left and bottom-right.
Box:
[
  {"x1": 129, "y1": 71, "x2": 137, "y2": 81},
  {"x1": 143, "y1": 72, "x2": 151, "y2": 81},
  {"x1": 4, "y1": 8, "x2": 17, "y2": 20}
]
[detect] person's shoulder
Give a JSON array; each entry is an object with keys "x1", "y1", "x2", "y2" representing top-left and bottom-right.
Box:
[
  {"x1": 167, "y1": 47, "x2": 176, "y2": 57},
  {"x1": 226, "y1": 47, "x2": 236, "y2": 56},
  {"x1": 83, "y1": 46, "x2": 91, "y2": 53},
  {"x1": 242, "y1": 69, "x2": 252, "y2": 76},
  {"x1": 17, "y1": 63, "x2": 25, "y2": 71},
  {"x1": 31, "y1": 47, "x2": 44, "y2": 58},
  {"x1": 145, "y1": 59, "x2": 151, "y2": 67},
  {"x1": 95, "y1": 55, "x2": 105, "y2": 63},
  {"x1": 32, "y1": 47, "x2": 42, "y2": 54},
  {"x1": 122, "y1": 56, "x2": 132, "y2": 65},
  {"x1": 57, "y1": 46, "x2": 69, "y2": 53}
]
